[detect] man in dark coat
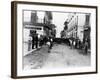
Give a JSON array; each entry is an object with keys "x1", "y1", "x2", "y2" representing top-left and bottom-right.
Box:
[
  {"x1": 31, "y1": 30, "x2": 35, "y2": 49},
  {"x1": 30, "y1": 30, "x2": 38, "y2": 49},
  {"x1": 84, "y1": 38, "x2": 88, "y2": 54},
  {"x1": 35, "y1": 33, "x2": 38, "y2": 48}
]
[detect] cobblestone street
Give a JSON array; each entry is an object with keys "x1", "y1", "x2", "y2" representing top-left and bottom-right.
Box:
[{"x1": 23, "y1": 44, "x2": 91, "y2": 70}]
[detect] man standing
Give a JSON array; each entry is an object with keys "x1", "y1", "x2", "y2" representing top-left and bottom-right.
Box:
[
  {"x1": 30, "y1": 30, "x2": 38, "y2": 49},
  {"x1": 84, "y1": 38, "x2": 88, "y2": 54},
  {"x1": 47, "y1": 37, "x2": 53, "y2": 53},
  {"x1": 35, "y1": 32, "x2": 38, "y2": 49},
  {"x1": 31, "y1": 30, "x2": 35, "y2": 49},
  {"x1": 49, "y1": 37, "x2": 53, "y2": 49}
]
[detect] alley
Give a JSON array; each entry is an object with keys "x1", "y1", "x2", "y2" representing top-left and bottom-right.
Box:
[{"x1": 23, "y1": 44, "x2": 91, "y2": 70}]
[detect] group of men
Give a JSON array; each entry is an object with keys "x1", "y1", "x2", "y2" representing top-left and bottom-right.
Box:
[
  {"x1": 29, "y1": 30, "x2": 38, "y2": 49},
  {"x1": 69, "y1": 37, "x2": 89, "y2": 54},
  {"x1": 69, "y1": 38, "x2": 80, "y2": 49},
  {"x1": 28, "y1": 30, "x2": 53, "y2": 53}
]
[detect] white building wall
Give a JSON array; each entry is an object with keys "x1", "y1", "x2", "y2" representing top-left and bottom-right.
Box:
[
  {"x1": 77, "y1": 14, "x2": 86, "y2": 41},
  {"x1": 77, "y1": 27, "x2": 84, "y2": 42},
  {"x1": 67, "y1": 14, "x2": 77, "y2": 38},
  {"x1": 77, "y1": 14, "x2": 86, "y2": 27},
  {"x1": 67, "y1": 13, "x2": 87, "y2": 41},
  {"x1": 23, "y1": 26, "x2": 43, "y2": 42}
]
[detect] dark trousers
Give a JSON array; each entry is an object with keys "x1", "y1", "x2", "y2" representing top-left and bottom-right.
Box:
[
  {"x1": 39, "y1": 40, "x2": 42, "y2": 47},
  {"x1": 32, "y1": 41, "x2": 38, "y2": 49},
  {"x1": 32, "y1": 41, "x2": 35, "y2": 49},
  {"x1": 84, "y1": 46, "x2": 88, "y2": 54},
  {"x1": 36, "y1": 42, "x2": 38, "y2": 48},
  {"x1": 49, "y1": 42, "x2": 53, "y2": 49}
]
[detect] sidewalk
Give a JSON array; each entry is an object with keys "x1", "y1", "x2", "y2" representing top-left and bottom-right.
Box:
[
  {"x1": 23, "y1": 45, "x2": 49, "y2": 70},
  {"x1": 23, "y1": 42, "x2": 41, "y2": 56},
  {"x1": 24, "y1": 47, "x2": 41, "y2": 56}
]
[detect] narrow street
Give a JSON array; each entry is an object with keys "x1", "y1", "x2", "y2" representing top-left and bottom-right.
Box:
[{"x1": 23, "y1": 44, "x2": 91, "y2": 70}]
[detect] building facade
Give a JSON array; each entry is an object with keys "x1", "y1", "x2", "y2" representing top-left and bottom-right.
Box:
[
  {"x1": 65, "y1": 13, "x2": 91, "y2": 43},
  {"x1": 24, "y1": 11, "x2": 45, "y2": 42},
  {"x1": 43, "y1": 11, "x2": 56, "y2": 38}
]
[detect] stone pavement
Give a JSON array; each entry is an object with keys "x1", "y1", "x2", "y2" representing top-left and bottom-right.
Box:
[{"x1": 23, "y1": 44, "x2": 91, "y2": 70}]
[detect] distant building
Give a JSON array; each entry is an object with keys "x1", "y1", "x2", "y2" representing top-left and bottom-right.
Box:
[
  {"x1": 44, "y1": 11, "x2": 52, "y2": 24},
  {"x1": 65, "y1": 13, "x2": 91, "y2": 43},
  {"x1": 43, "y1": 11, "x2": 56, "y2": 38},
  {"x1": 61, "y1": 21, "x2": 69, "y2": 38},
  {"x1": 31, "y1": 11, "x2": 38, "y2": 24}
]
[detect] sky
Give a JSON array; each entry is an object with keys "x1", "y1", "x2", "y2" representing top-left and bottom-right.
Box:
[
  {"x1": 24, "y1": 11, "x2": 68, "y2": 38},
  {"x1": 52, "y1": 12, "x2": 68, "y2": 37}
]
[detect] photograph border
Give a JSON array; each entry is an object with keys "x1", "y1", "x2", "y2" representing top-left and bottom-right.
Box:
[{"x1": 11, "y1": 1, "x2": 98, "y2": 79}]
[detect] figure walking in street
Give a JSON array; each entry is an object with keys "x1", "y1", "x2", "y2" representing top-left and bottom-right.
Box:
[
  {"x1": 47, "y1": 37, "x2": 53, "y2": 53},
  {"x1": 69, "y1": 39, "x2": 72, "y2": 48},
  {"x1": 70, "y1": 37, "x2": 74, "y2": 49},
  {"x1": 49, "y1": 37, "x2": 53, "y2": 49},
  {"x1": 84, "y1": 38, "x2": 88, "y2": 54},
  {"x1": 79, "y1": 40, "x2": 81, "y2": 49},
  {"x1": 73, "y1": 39, "x2": 76, "y2": 49}
]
